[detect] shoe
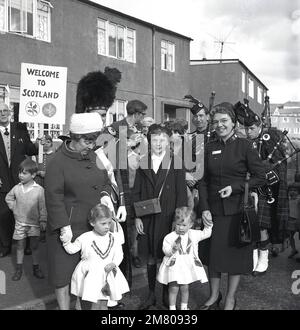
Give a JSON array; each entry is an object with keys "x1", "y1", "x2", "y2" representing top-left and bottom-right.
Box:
[
  {"x1": 108, "y1": 302, "x2": 125, "y2": 310},
  {"x1": 288, "y1": 250, "x2": 298, "y2": 258},
  {"x1": 132, "y1": 256, "x2": 142, "y2": 268},
  {"x1": 224, "y1": 298, "x2": 237, "y2": 310},
  {"x1": 270, "y1": 247, "x2": 279, "y2": 257},
  {"x1": 199, "y1": 292, "x2": 222, "y2": 310},
  {"x1": 12, "y1": 269, "x2": 22, "y2": 281},
  {"x1": 252, "y1": 249, "x2": 268, "y2": 276},
  {"x1": 33, "y1": 265, "x2": 45, "y2": 279},
  {"x1": 24, "y1": 247, "x2": 32, "y2": 255},
  {"x1": 138, "y1": 293, "x2": 156, "y2": 310},
  {"x1": 0, "y1": 248, "x2": 11, "y2": 258}
]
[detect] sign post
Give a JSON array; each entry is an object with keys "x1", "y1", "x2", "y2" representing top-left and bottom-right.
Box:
[{"x1": 19, "y1": 63, "x2": 67, "y2": 163}]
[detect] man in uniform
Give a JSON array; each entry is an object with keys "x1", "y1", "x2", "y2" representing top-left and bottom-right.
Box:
[{"x1": 240, "y1": 104, "x2": 289, "y2": 276}]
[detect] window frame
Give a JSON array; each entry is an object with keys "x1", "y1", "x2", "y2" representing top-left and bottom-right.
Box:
[
  {"x1": 0, "y1": 0, "x2": 51, "y2": 42},
  {"x1": 248, "y1": 77, "x2": 254, "y2": 99},
  {"x1": 97, "y1": 18, "x2": 136, "y2": 63},
  {"x1": 161, "y1": 39, "x2": 175, "y2": 72},
  {"x1": 241, "y1": 71, "x2": 246, "y2": 93}
]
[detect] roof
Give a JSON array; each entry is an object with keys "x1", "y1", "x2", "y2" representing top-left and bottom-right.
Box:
[
  {"x1": 190, "y1": 58, "x2": 268, "y2": 90},
  {"x1": 271, "y1": 102, "x2": 300, "y2": 116},
  {"x1": 79, "y1": 0, "x2": 193, "y2": 41}
]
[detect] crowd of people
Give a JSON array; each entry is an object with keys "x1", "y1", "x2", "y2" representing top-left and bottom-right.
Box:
[{"x1": 0, "y1": 67, "x2": 299, "y2": 311}]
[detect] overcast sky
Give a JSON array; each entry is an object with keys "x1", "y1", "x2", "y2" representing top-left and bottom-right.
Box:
[{"x1": 93, "y1": 0, "x2": 300, "y2": 104}]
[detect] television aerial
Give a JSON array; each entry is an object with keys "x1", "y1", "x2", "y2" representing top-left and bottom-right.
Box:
[{"x1": 206, "y1": 26, "x2": 236, "y2": 60}]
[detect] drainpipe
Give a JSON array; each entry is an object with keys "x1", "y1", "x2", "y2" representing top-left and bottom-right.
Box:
[{"x1": 152, "y1": 26, "x2": 156, "y2": 121}]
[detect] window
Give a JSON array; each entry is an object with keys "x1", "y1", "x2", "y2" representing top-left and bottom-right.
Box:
[
  {"x1": 107, "y1": 99, "x2": 127, "y2": 125},
  {"x1": 257, "y1": 86, "x2": 263, "y2": 104},
  {"x1": 161, "y1": 40, "x2": 175, "y2": 72},
  {"x1": 294, "y1": 127, "x2": 299, "y2": 134},
  {"x1": 296, "y1": 118, "x2": 300, "y2": 124},
  {"x1": 282, "y1": 117, "x2": 289, "y2": 123},
  {"x1": 248, "y1": 78, "x2": 254, "y2": 98},
  {"x1": 241, "y1": 71, "x2": 246, "y2": 93},
  {"x1": 0, "y1": 0, "x2": 51, "y2": 41},
  {"x1": 97, "y1": 18, "x2": 136, "y2": 63}
]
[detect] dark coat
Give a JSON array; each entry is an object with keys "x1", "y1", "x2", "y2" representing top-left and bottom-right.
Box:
[
  {"x1": 132, "y1": 154, "x2": 188, "y2": 260},
  {"x1": 45, "y1": 141, "x2": 111, "y2": 287},
  {"x1": 198, "y1": 135, "x2": 267, "y2": 216},
  {"x1": 197, "y1": 135, "x2": 266, "y2": 273},
  {"x1": 0, "y1": 122, "x2": 37, "y2": 193},
  {"x1": 0, "y1": 122, "x2": 37, "y2": 248}
]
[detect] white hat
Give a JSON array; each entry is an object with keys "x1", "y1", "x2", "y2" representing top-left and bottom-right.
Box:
[{"x1": 69, "y1": 113, "x2": 103, "y2": 134}]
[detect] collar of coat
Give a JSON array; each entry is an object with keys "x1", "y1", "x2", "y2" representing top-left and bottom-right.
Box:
[{"x1": 61, "y1": 140, "x2": 93, "y2": 161}]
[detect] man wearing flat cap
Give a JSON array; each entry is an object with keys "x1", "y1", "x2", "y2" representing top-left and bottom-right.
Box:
[{"x1": 236, "y1": 101, "x2": 289, "y2": 277}]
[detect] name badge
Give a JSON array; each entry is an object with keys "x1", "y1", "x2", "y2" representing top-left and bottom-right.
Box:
[{"x1": 212, "y1": 150, "x2": 221, "y2": 155}]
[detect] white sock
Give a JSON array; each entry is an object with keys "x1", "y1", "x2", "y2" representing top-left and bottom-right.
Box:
[
  {"x1": 181, "y1": 303, "x2": 188, "y2": 310},
  {"x1": 169, "y1": 305, "x2": 176, "y2": 310}
]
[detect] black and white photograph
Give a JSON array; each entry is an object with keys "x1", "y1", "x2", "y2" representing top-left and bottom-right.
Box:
[{"x1": 0, "y1": 0, "x2": 300, "y2": 313}]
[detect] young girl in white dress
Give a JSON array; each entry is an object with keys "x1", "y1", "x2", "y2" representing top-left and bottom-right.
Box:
[
  {"x1": 157, "y1": 207, "x2": 213, "y2": 310},
  {"x1": 61, "y1": 204, "x2": 129, "y2": 310}
]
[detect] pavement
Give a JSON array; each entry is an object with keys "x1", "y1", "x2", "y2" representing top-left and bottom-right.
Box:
[{"x1": 0, "y1": 239, "x2": 300, "y2": 310}]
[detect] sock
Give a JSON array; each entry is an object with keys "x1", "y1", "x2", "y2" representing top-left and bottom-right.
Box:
[
  {"x1": 181, "y1": 303, "x2": 188, "y2": 310},
  {"x1": 16, "y1": 263, "x2": 22, "y2": 270},
  {"x1": 169, "y1": 305, "x2": 176, "y2": 310},
  {"x1": 259, "y1": 239, "x2": 270, "y2": 250}
]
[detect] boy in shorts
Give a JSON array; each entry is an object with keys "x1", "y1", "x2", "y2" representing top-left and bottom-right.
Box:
[{"x1": 5, "y1": 158, "x2": 46, "y2": 281}]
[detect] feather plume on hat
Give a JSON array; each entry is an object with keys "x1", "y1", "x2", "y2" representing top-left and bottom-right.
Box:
[
  {"x1": 184, "y1": 94, "x2": 208, "y2": 115},
  {"x1": 233, "y1": 101, "x2": 260, "y2": 127}
]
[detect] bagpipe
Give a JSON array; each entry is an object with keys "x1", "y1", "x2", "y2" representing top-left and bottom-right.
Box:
[{"x1": 237, "y1": 96, "x2": 300, "y2": 204}]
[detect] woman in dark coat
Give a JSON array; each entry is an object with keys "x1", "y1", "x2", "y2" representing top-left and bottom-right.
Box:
[
  {"x1": 198, "y1": 103, "x2": 266, "y2": 310},
  {"x1": 45, "y1": 113, "x2": 113, "y2": 310},
  {"x1": 133, "y1": 124, "x2": 188, "y2": 309}
]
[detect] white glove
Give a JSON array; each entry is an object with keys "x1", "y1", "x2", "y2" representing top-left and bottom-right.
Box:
[
  {"x1": 60, "y1": 225, "x2": 73, "y2": 244},
  {"x1": 100, "y1": 195, "x2": 115, "y2": 214},
  {"x1": 116, "y1": 206, "x2": 127, "y2": 222}
]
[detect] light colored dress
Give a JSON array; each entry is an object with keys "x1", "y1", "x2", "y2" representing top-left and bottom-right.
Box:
[
  {"x1": 63, "y1": 230, "x2": 129, "y2": 303},
  {"x1": 157, "y1": 227, "x2": 212, "y2": 285}
]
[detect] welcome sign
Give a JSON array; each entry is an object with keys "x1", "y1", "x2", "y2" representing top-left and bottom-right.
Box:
[{"x1": 19, "y1": 63, "x2": 67, "y2": 125}]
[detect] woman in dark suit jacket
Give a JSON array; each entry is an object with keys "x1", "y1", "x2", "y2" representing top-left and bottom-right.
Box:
[
  {"x1": 133, "y1": 124, "x2": 187, "y2": 309},
  {"x1": 198, "y1": 103, "x2": 266, "y2": 310}
]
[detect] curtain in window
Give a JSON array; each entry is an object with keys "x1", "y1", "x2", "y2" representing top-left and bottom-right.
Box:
[
  {"x1": 0, "y1": 0, "x2": 6, "y2": 31},
  {"x1": 117, "y1": 26, "x2": 124, "y2": 59},
  {"x1": 126, "y1": 29, "x2": 134, "y2": 62},
  {"x1": 97, "y1": 19, "x2": 106, "y2": 55},
  {"x1": 109, "y1": 23, "x2": 117, "y2": 57}
]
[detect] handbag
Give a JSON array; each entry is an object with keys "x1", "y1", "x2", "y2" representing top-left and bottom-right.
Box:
[
  {"x1": 133, "y1": 162, "x2": 170, "y2": 217},
  {"x1": 239, "y1": 174, "x2": 260, "y2": 245}
]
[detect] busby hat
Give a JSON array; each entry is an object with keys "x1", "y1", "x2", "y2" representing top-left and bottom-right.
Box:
[
  {"x1": 69, "y1": 113, "x2": 103, "y2": 134},
  {"x1": 233, "y1": 101, "x2": 261, "y2": 127},
  {"x1": 75, "y1": 67, "x2": 121, "y2": 113}
]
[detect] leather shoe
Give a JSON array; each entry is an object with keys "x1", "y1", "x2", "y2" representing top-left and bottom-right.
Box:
[
  {"x1": 199, "y1": 292, "x2": 222, "y2": 310},
  {"x1": 12, "y1": 269, "x2": 22, "y2": 281},
  {"x1": 24, "y1": 247, "x2": 32, "y2": 255},
  {"x1": 132, "y1": 256, "x2": 142, "y2": 268},
  {"x1": 0, "y1": 248, "x2": 11, "y2": 258},
  {"x1": 33, "y1": 266, "x2": 45, "y2": 279},
  {"x1": 108, "y1": 302, "x2": 125, "y2": 310},
  {"x1": 138, "y1": 293, "x2": 156, "y2": 310}
]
